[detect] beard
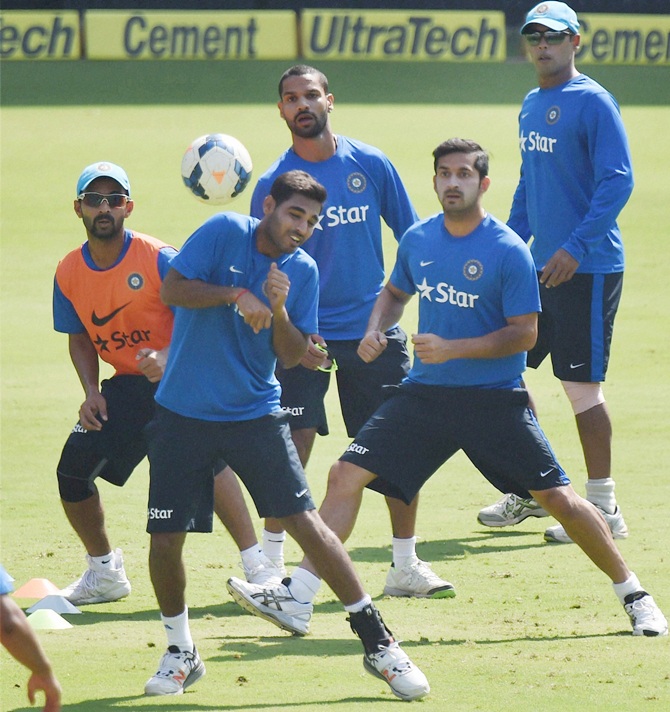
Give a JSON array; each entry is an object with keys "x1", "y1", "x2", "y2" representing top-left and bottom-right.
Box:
[
  {"x1": 87, "y1": 214, "x2": 121, "y2": 240},
  {"x1": 287, "y1": 110, "x2": 329, "y2": 139}
]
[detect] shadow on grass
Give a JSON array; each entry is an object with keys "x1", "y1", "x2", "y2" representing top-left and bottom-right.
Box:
[
  {"x1": 348, "y1": 528, "x2": 548, "y2": 565},
  {"x1": 9, "y1": 695, "x2": 381, "y2": 711}
]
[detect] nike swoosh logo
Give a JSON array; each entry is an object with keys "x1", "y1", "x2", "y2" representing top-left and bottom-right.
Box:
[
  {"x1": 91, "y1": 302, "x2": 131, "y2": 327},
  {"x1": 295, "y1": 488, "x2": 309, "y2": 498},
  {"x1": 570, "y1": 362, "x2": 585, "y2": 369},
  {"x1": 420, "y1": 260, "x2": 434, "y2": 267},
  {"x1": 521, "y1": 112, "x2": 529, "y2": 119},
  {"x1": 540, "y1": 468, "x2": 554, "y2": 477},
  {"x1": 229, "y1": 265, "x2": 244, "y2": 274}
]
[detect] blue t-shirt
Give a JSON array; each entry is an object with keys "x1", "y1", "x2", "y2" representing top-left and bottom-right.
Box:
[
  {"x1": 508, "y1": 74, "x2": 632, "y2": 274},
  {"x1": 155, "y1": 213, "x2": 319, "y2": 421},
  {"x1": 391, "y1": 213, "x2": 540, "y2": 387},
  {"x1": 53, "y1": 230, "x2": 176, "y2": 334},
  {"x1": 250, "y1": 136, "x2": 418, "y2": 339}
]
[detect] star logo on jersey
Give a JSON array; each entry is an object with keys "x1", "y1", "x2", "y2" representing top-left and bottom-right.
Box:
[
  {"x1": 91, "y1": 302, "x2": 131, "y2": 327},
  {"x1": 93, "y1": 334, "x2": 110, "y2": 352},
  {"x1": 519, "y1": 131, "x2": 528, "y2": 152},
  {"x1": 415, "y1": 277, "x2": 435, "y2": 301}
]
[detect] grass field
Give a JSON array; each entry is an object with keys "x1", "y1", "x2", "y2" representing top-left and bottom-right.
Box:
[{"x1": 1, "y1": 74, "x2": 669, "y2": 711}]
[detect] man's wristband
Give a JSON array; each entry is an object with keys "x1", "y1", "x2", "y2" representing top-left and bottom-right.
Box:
[{"x1": 235, "y1": 288, "x2": 250, "y2": 303}]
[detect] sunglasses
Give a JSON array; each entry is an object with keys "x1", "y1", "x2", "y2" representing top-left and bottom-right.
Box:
[
  {"x1": 523, "y1": 30, "x2": 573, "y2": 46},
  {"x1": 77, "y1": 192, "x2": 130, "y2": 208}
]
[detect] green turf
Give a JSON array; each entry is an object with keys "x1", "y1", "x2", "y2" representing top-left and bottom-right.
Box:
[{"x1": 1, "y1": 99, "x2": 669, "y2": 711}]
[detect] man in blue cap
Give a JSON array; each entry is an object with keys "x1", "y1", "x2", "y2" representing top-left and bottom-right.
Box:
[
  {"x1": 53, "y1": 162, "x2": 270, "y2": 605},
  {"x1": 478, "y1": 3, "x2": 634, "y2": 544}
]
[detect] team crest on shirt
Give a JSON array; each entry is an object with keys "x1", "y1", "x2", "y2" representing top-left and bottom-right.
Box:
[
  {"x1": 347, "y1": 172, "x2": 367, "y2": 193},
  {"x1": 127, "y1": 273, "x2": 144, "y2": 290},
  {"x1": 463, "y1": 259, "x2": 483, "y2": 281},
  {"x1": 546, "y1": 106, "x2": 561, "y2": 125}
]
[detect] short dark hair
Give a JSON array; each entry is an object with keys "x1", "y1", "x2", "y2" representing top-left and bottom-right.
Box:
[
  {"x1": 278, "y1": 64, "x2": 329, "y2": 98},
  {"x1": 269, "y1": 170, "x2": 327, "y2": 207},
  {"x1": 433, "y1": 138, "x2": 489, "y2": 180}
]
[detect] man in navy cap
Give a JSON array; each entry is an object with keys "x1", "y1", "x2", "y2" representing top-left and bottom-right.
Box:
[{"x1": 478, "y1": 3, "x2": 634, "y2": 545}]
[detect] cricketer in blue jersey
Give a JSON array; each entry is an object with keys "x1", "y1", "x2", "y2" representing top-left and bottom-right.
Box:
[
  {"x1": 244, "y1": 64, "x2": 454, "y2": 602},
  {"x1": 478, "y1": 2, "x2": 633, "y2": 544},
  {"x1": 143, "y1": 170, "x2": 430, "y2": 700},
  {"x1": 326, "y1": 138, "x2": 665, "y2": 640}
]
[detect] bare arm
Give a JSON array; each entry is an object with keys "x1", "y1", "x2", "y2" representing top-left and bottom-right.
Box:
[
  {"x1": 266, "y1": 263, "x2": 310, "y2": 368},
  {"x1": 358, "y1": 283, "x2": 412, "y2": 363},
  {"x1": 161, "y1": 267, "x2": 273, "y2": 334},
  {"x1": 412, "y1": 312, "x2": 538, "y2": 365},
  {"x1": 68, "y1": 332, "x2": 106, "y2": 430},
  {"x1": 0, "y1": 595, "x2": 62, "y2": 711}
]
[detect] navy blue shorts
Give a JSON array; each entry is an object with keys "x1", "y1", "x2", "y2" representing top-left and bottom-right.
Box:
[
  {"x1": 277, "y1": 326, "x2": 410, "y2": 437},
  {"x1": 57, "y1": 375, "x2": 157, "y2": 498},
  {"x1": 339, "y1": 383, "x2": 570, "y2": 505},
  {"x1": 146, "y1": 406, "x2": 315, "y2": 533},
  {"x1": 528, "y1": 272, "x2": 623, "y2": 382}
]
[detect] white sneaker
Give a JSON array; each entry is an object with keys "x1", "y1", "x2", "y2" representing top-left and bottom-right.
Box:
[
  {"x1": 623, "y1": 591, "x2": 668, "y2": 637},
  {"x1": 60, "y1": 548, "x2": 131, "y2": 604},
  {"x1": 144, "y1": 646, "x2": 205, "y2": 695},
  {"x1": 226, "y1": 576, "x2": 312, "y2": 636},
  {"x1": 363, "y1": 641, "x2": 430, "y2": 701},
  {"x1": 477, "y1": 493, "x2": 548, "y2": 527},
  {"x1": 243, "y1": 554, "x2": 286, "y2": 586},
  {"x1": 384, "y1": 559, "x2": 455, "y2": 599},
  {"x1": 544, "y1": 505, "x2": 629, "y2": 544}
]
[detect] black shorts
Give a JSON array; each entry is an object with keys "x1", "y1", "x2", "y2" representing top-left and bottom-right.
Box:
[
  {"x1": 146, "y1": 406, "x2": 315, "y2": 533},
  {"x1": 57, "y1": 375, "x2": 158, "y2": 492},
  {"x1": 277, "y1": 326, "x2": 410, "y2": 437},
  {"x1": 528, "y1": 272, "x2": 623, "y2": 382},
  {"x1": 339, "y1": 383, "x2": 570, "y2": 505}
]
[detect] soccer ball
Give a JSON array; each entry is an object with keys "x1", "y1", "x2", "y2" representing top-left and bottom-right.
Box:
[{"x1": 181, "y1": 133, "x2": 253, "y2": 205}]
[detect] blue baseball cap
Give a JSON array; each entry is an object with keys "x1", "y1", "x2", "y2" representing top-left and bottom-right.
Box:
[
  {"x1": 521, "y1": 2, "x2": 580, "y2": 34},
  {"x1": 76, "y1": 161, "x2": 131, "y2": 196}
]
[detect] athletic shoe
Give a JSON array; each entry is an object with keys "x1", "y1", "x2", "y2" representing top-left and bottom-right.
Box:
[
  {"x1": 623, "y1": 591, "x2": 668, "y2": 637},
  {"x1": 60, "y1": 548, "x2": 131, "y2": 604},
  {"x1": 363, "y1": 642, "x2": 430, "y2": 701},
  {"x1": 144, "y1": 645, "x2": 206, "y2": 695},
  {"x1": 243, "y1": 554, "x2": 286, "y2": 586},
  {"x1": 477, "y1": 493, "x2": 548, "y2": 527},
  {"x1": 544, "y1": 505, "x2": 629, "y2": 544},
  {"x1": 384, "y1": 559, "x2": 455, "y2": 599},
  {"x1": 226, "y1": 576, "x2": 312, "y2": 636}
]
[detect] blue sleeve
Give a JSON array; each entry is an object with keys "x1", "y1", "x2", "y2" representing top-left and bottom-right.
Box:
[
  {"x1": 389, "y1": 235, "x2": 416, "y2": 296},
  {"x1": 378, "y1": 158, "x2": 419, "y2": 242},
  {"x1": 157, "y1": 246, "x2": 178, "y2": 280},
  {"x1": 289, "y1": 262, "x2": 319, "y2": 336},
  {"x1": 563, "y1": 92, "x2": 633, "y2": 262},
  {"x1": 53, "y1": 276, "x2": 86, "y2": 333},
  {"x1": 508, "y1": 167, "x2": 532, "y2": 243},
  {"x1": 170, "y1": 215, "x2": 230, "y2": 281},
  {"x1": 250, "y1": 178, "x2": 271, "y2": 219}
]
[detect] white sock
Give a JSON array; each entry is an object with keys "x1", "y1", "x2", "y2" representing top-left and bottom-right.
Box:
[
  {"x1": 262, "y1": 529, "x2": 286, "y2": 564},
  {"x1": 585, "y1": 478, "x2": 617, "y2": 514},
  {"x1": 287, "y1": 567, "x2": 321, "y2": 604},
  {"x1": 613, "y1": 572, "x2": 642, "y2": 604},
  {"x1": 90, "y1": 552, "x2": 115, "y2": 570},
  {"x1": 240, "y1": 544, "x2": 264, "y2": 570},
  {"x1": 343, "y1": 594, "x2": 372, "y2": 614},
  {"x1": 161, "y1": 607, "x2": 193, "y2": 652},
  {"x1": 392, "y1": 536, "x2": 417, "y2": 568}
]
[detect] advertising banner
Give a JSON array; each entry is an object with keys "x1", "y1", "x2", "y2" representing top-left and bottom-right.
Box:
[
  {"x1": 0, "y1": 11, "x2": 81, "y2": 60},
  {"x1": 301, "y1": 9, "x2": 506, "y2": 62},
  {"x1": 85, "y1": 10, "x2": 296, "y2": 60},
  {"x1": 578, "y1": 13, "x2": 670, "y2": 65}
]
